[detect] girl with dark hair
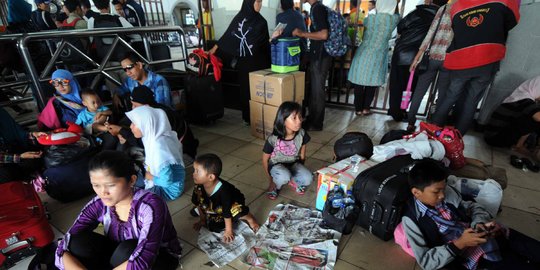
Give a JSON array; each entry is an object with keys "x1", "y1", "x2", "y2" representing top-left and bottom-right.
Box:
[
  {"x1": 208, "y1": 0, "x2": 273, "y2": 123},
  {"x1": 262, "y1": 101, "x2": 313, "y2": 200},
  {"x1": 54, "y1": 150, "x2": 181, "y2": 270}
]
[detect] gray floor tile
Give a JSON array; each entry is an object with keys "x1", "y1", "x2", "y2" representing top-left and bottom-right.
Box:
[
  {"x1": 339, "y1": 228, "x2": 416, "y2": 270},
  {"x1": 502, "y1": 184, "x2": 540, "y2": 215},
  {"x1": 230, "y1": 143, "x2": 264, "y2": 162}
]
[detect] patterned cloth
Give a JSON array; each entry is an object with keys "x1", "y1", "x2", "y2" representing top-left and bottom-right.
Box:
[
  {"x1": 348, "y1": 13, "x2": 399, "y2": 86},
  {"x1": 415, "y1": 199, "x2": 501, "y2": 270},
  {"x1": 419, "y1": 3, "x2": 454, "y2": 61}
]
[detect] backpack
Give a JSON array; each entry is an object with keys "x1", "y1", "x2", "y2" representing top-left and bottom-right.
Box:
[
  {"x1": 57, "y1": 18, "x2": 89, "y2": 65},
  {"x1": 311, "y1": 4, "x2": 350, "y2": 57},
  {"x1": 334, "y1": 132, "x2": 373, "y2": 161},
  {"x1": 93, "y1": 14, "x2": 127, "y2": 61}
]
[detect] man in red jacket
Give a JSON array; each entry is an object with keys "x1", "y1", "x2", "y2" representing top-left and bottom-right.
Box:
[{"x1": 431, "y1": 0, "x2": 520, "y2": 134}]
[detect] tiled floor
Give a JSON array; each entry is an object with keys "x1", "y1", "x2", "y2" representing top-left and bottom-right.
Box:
[{"x1": 16, "y1": 107, "x2": 540, "y2": 269}]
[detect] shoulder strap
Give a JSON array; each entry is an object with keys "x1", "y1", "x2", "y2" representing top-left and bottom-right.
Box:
[{"x1": 426, "y1": 5, "x2": 447, "y2": 52}]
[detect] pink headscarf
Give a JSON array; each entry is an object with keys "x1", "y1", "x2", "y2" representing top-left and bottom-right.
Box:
[{"x1": 503, "y1": 75, "x2": 540, "y2": 103}]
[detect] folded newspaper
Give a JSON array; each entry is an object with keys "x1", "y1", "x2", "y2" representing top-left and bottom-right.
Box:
[{"x1": 244, "y1": 204, "x2": 341, "y2": 270}]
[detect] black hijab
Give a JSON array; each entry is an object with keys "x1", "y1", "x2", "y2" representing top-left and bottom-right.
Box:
[{"x1": 218, "y1": 0, "x2": 269, "y2": 57}]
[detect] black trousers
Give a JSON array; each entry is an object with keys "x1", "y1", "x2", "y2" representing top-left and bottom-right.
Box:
[
  {"x1": 352, "y1": 84, "x2": 378, "y2": 112},
  {"x1": 307, "y1": 55, "x2": 332, "y2": 129},
  {"x1": 388, "y1": 62, "x2": 418, "y2": 121},
  {"x1": 66, "y1": 231, "x2": 179, "y2": 270}
]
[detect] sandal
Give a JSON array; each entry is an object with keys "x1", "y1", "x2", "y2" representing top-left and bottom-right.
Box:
[
  {"x1": 288, "y1": 181, "x2": 306, "y2": 195},
  {"x1": 267, "y1": 188, "x2": 279, "y2": 200},
  {"x1": 510, "y1": 155, "x2": 523, "y2": 169},
  {"x1": 522, "y1": 158, "x2": 539, "y2": 172},
  {"x1": 355, "y1": 111, "x2": 363, "y2": 116}
]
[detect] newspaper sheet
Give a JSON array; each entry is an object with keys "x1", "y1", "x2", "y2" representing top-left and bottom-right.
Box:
[
  {"x1": 197, "y1": 221, "x2": 257, "y2": 267},
  {"x1": 244, "y1": 204, "x2": 341, "y2": 270}
]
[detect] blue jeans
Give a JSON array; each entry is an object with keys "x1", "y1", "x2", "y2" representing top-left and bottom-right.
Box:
[{"x1": 270, "y1": 162, "x2": 313, "y2": 189}]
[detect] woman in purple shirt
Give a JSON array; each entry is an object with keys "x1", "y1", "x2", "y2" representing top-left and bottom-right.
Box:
[{"x1": 55, "y1": 150, "x2": 181, "y2": 270}]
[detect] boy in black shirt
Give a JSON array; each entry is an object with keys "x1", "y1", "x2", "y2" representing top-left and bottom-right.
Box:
[{"x1": 192, "y1": 153, "x2": 259, "y2": 243}]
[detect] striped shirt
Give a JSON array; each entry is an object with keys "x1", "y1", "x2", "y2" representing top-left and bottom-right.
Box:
[{"x1": 419, "y1": 3, "x2": 454, "y2": 61}]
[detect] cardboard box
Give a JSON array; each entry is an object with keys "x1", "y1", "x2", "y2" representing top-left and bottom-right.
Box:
[
  {"x1": 249, "y1": 69, "x2": 305, "y2": 107},
  {"x1": 315, "y1": 155, "x2": 379, "y2": 211},
  {"x1": 250, "y1": 100, "x2": 279, "y2": 140}
]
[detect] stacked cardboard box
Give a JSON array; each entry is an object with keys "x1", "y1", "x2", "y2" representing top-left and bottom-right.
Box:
[{"x1": 249, "y1": 69, "x2": 305, "y2": 139}]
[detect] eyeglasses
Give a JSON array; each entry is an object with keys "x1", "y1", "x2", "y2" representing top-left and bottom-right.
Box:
[
  {"x1": 49, "y1": 79, "x2": 70, "y2": 87},
  {"x1": 123, "y1": 64, "x2": 136, "y2": 72}
]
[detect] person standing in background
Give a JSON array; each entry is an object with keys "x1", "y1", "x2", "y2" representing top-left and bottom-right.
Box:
[
  {"x1": 367, "y1": 1, "x2": 377, "y2": 16},
  {"x1": 31, "y1": 0, "x2": 57, "y2": 30},
  {"x1": 347, "y1": 0, "x2": 399, "y2": 116},
  {"x1": 209, "y1": 0, "x2": 272, "y2": 124},
  {"x1": 387, "y1": 0, "x2": 441, "y2": 122},
  {"x1": 79, "y1": 0, "x2": 99, "y2": 20},
  {"x1": 431, "y1": 0, "x2": 520, "y2": 135},
  {"x1": 276, "y1": 0, "x2": 307, "y2": 56},
  {"x1": 114, "y1": 0, "x2": 146, "y2": 26},
  {"x1": 292, "y1": 0, "x2": 331, "y2": 131}
]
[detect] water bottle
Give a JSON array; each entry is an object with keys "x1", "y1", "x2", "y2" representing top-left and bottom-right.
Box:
[
  {"x1": 331, "y1": 186, "x2": 344, "y2": 208},
  {"x1": 350, "y1": 155, "x2": 360, "y2": 172},
  {"x1": 344, "y1": 190, "x2": 355, "y2": 205}
]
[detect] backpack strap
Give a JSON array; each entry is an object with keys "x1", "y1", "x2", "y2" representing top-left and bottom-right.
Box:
[{"x1": 60, "y1": 17, "x2": 82, "y2": 28}]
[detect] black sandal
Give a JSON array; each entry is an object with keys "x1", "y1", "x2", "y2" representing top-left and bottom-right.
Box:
[
  {"x1": 522, "y1": 158, "x2": 539, "y2": 172},
  {"x1": 510, "y1": 155, "x2": 523, "y2": 169}
]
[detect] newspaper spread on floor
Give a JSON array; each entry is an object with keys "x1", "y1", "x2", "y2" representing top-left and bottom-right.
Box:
[
  {"x1": 197, "y1": 221, "x2": 257, "y2": 267},
  {"x1": 244, "y1": 204, "x2": 341, "y2": 270}
]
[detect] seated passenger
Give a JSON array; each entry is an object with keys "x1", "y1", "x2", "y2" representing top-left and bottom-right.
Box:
[
  {"x1": 126, "y1": 105, "x2": 185, "y2": 200},
  {"x1": 0, "y1": 107, "x2": 45, "y2": 183},
  {"x1": 115, "y1": 52, "x2": 173, "y2": 108},
  {"x1": 54, "y1": 150, "x2": 181, "y2": 270},
  {"x1": 484, "y1": 75, "x2": 540, "y2": 153},
  {"x1": 402, "y1": 159, "x2": 540, "y2": 270},
  {"x1": 192, "y1": 153, "x2": 259, "y2": 243},
  {"x1": 38, "y1": 69, "x2": 86, "y2": 129}
]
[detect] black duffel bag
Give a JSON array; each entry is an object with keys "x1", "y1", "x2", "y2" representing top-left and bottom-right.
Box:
[{"x1": 334, "y1": 132, "x2": 373, "y2": 161}]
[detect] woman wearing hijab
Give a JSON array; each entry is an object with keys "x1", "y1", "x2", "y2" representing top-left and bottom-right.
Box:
[
  {"x1": 38, "y1": 69, "x2": 86, "y2": 129},
  {"x1": 126, "y1": 105, "x2": 185, "y2": 201},
  {"x1": 209, "y1": 0, "x2": 271, "y2": 123},
  {"x1": 0, "y1": 107, "x2": 45, "y2": 183},
  {"x1": 347, "y1": 0, "x2": 399, "y2": 116},
  {"x1": 484, "y1": 75, "x2": 540, "y2": 151}
]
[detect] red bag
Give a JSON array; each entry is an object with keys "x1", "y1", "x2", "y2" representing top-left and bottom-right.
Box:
[
  {"x1": 0, "y1": 182, "x2": 54, "y2": 267},
  {"x1": 420, "y1": 122, "x2": 466, "y2": 169}
]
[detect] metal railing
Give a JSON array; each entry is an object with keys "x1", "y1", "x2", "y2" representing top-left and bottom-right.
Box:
[{"x1": 1, "y1": 26, "x2": 189, "y2": 111}]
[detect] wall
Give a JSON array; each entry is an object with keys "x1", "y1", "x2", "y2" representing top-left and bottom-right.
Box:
[{"x1": 477, "y1": 0, "x2": 540, "y2": 124}]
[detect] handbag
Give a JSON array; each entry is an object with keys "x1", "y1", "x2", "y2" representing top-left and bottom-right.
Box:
[
  {"x1": 400, "y1": 70, "x2": 415, "y2": 110},
  {"x1": 420, "y1": 122, "x2": 466, "y2": 169},
  {"x1": 416, "y1": 5, "x2": 447, "y2": 72}
]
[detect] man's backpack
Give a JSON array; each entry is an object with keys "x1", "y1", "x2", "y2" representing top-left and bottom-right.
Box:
[
  {"x1": 93, "y1": 14, "x2": 127, "y2": 61},
  {"x1": 57, "y1": 18, "x2": 88, "y2": 65},
  {"x1": 311, "y1": 4, "x2": 350, "y2": 57}
]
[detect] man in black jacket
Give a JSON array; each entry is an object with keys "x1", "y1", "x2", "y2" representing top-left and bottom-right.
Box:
[
  {"x1": 31, "y1": 0, "x2": 57, "y2": 30},
  {"x1": 387, "y1": 0, "x2": 447, "y2": 122}
]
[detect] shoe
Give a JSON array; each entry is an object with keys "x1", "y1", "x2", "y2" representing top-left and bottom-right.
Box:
[
  {"x1": 406, "y1": 124, "x2": 416, "y2": 133},
  {"x1": 522, "y1": 158, "x2": 539, "y2": 172},
  {"x1": 288, "y1": 181, "x2": 306, "y2": 195},
  {"x1": 355, "y1": 111, "x2": 363, "y2": 116},
  {"x1": 190, "y1": 207, "x2": 199, "y2": 217},
  {"x1": 510, "y1": 155, "x2": 523, "y2": 169}
]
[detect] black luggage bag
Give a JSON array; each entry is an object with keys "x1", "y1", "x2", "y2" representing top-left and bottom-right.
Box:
[
  {"x1": 353, "y1": 155, "x2": 415, "y2": 241},
  {"x1": 333, "y1": 132, "x2": 374, "y2": 161},
  {"x1": 185, "y1": 74, "x2": 224, "y2": 124}
]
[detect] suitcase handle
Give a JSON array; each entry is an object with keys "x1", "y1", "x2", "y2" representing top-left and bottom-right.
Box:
[
  {"x1": 369, "y1": 202, "x2": 383, "y2": 224},
  {"x1": 1, "y1": 238, "x2": 33, "y2": 255}
]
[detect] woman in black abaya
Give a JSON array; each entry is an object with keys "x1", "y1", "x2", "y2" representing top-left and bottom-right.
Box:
[{"x1": 209, "y1": 0, "x2": 272, "y2": 123}]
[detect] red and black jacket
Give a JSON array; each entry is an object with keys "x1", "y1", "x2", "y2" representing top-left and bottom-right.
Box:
[{"x1": 444, "y1": 0, "x2": 520, "y2": 70}]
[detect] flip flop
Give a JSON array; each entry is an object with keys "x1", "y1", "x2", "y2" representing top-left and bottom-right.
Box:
[
  {"x1": 267, "y1": 188, "x2": 279, "y2": 200},
  {"x1": 288, "y1": 181, "x2": 306, "y2": 195}
]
